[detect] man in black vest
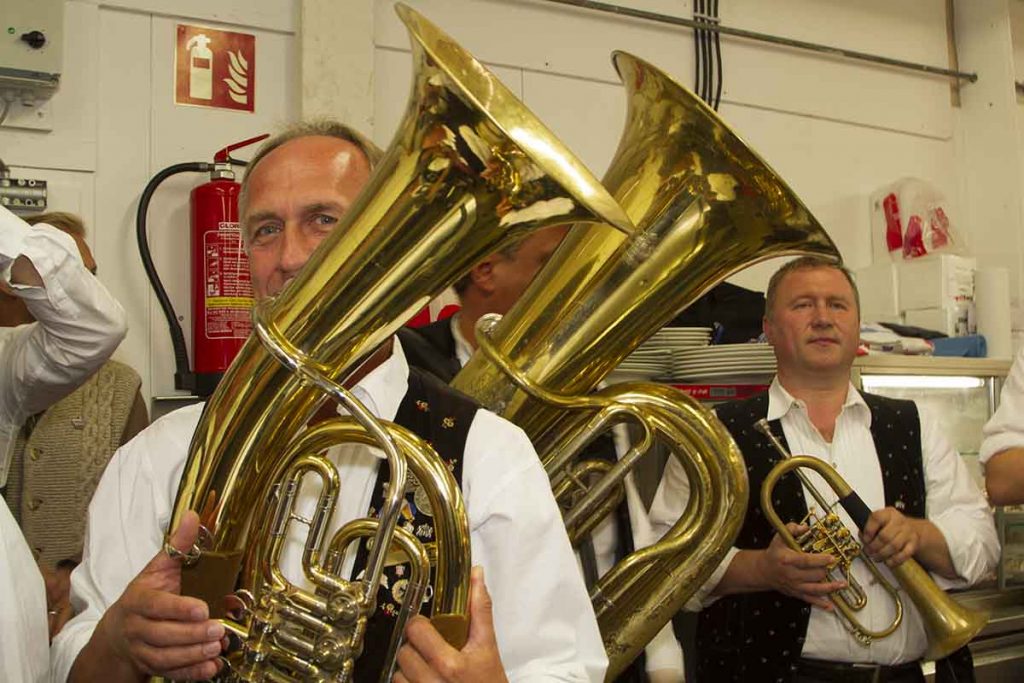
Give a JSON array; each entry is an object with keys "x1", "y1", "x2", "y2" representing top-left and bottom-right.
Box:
[
  {"x1": 399, "y1": 224, "x2": 682, "y2": 681},
  {"x1": 649, "y1": 256, "x2": 998, "y2": 682},
  {"x1": 398, "y1": 225, "x2": 568, "y2": 383},
  {"x1": 52, "y1": 122, "x2": 606, "y2": 683}
]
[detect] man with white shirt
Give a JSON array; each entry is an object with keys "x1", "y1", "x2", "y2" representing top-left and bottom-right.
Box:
[
  {"x1": 52, "y1": 121, "x2": 606, "y2": 683},
  {"x1": 0, "y1": 206, "x2": 127, "y2": 683},
  {"x1": 398, "y1": 223, "x2": 684, "y2": 682},
  {"x1": 981, "y1": 346, "x2": 1024, "y2": 505},
  {"x1": 649, "y1": 256, "x2": 998, "y2": 682},
  {"x1": 398, "y1": 225, "x2": 568, "y2": 382}
]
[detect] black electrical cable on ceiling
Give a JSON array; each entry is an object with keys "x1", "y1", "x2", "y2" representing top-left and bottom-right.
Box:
[
  {"x1": 712, "y1": 0, "x2": 723, "y2": 110},
  {"x1": 704, "y1": 0, "x2": 712, "y2": 105},
  {"x1": 703, "y1": 0, "x2": 714, "y2": 106},
  {"x1": 692, "y1": 0, "x2": 703, "y2": 101},
  {"x1": 699, "y1": 0, "x2": 711, "y2": 105}
]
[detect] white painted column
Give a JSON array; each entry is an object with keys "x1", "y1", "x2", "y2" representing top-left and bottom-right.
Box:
[
  {"x1": 954, "y1": 0, "x2": 1024, "y2": 308},
  {"x1": 300, "y1": 0, "x2": 375, "y2": 138}
]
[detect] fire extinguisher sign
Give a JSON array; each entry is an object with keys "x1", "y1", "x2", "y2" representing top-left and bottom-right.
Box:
[{"x1": 174, "y1": 24, "x2": 255, "y2": 112}]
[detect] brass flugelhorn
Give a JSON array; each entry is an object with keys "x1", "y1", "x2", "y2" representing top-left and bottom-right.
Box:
[
  {"x1": 453, "y1": 52, "x2": 839, "y2": 678},
  {"x1": 755, "y1": 419, "x2": 988, "y2": 660},
  {"x1": 164, "y1": 4, "x2": 634, "y2": 681}
]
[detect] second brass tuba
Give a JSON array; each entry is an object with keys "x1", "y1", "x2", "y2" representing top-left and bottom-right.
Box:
[
  {"x1": 453, "y1": 52, "x2": 840, "y2": 678},
  {"x1": 164, "y1": 4, "x2": 634, "y2": 681}
]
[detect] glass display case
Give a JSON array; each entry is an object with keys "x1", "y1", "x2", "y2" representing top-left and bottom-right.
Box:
[{"x1": 853, "y1": 355, "x2": 1024, "y2": 681}]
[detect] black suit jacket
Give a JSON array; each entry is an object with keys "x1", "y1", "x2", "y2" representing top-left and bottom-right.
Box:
[{"x1": 396, "y1": 318, "x2": 462, "y2": 382}]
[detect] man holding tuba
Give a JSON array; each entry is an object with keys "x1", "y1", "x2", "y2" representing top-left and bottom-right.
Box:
[
  {"x1": 649, "y1": 256, "x2": 998, "y2": 682},
  {"x1": 51, "y1": 121, "x2": 607, "y2": 683}
]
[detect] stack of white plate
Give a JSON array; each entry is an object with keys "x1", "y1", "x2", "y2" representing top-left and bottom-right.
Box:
[
  {"x1": 610, "y1": 327, "x2": 713, "y2": 383},
  {"x1": 645, "y1": 327, "x2": 713, "y2": 352},
  {"x1": 615, "y1": 347, "x2": 672, "y2": 380},
  {"x1": 671, "y1": 343, "x2": 777, "y2": 383}
]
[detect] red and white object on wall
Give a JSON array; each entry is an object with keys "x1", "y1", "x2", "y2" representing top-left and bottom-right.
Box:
[
  {"x1": 189, "y1": 170, "x2": 253, "y2": 379},
  {"x1": 870, "y1": 178, "x2": 962, "y2": 261},
  {"x1": 138, "y1": 134, "x2": 269, "y2": 397},
  {"x1": 175, "y1": 24, "x2": 256, "y2": 113}
]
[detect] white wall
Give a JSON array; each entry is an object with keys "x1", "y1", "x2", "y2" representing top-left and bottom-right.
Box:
[
  {"x1": 7, "y1": 0, "x2": 1023, "y2": 409},
  {"x1": 371, "y1": 0, "x2": 961, "y2": 292},
  {"x1": 1, "y1": 0, "x2": 299, "y2": 409}
]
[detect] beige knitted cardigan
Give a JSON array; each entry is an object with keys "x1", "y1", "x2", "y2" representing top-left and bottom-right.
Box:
[{"x1": 5, "y1": 360, "x2": 147, "y2": 566}]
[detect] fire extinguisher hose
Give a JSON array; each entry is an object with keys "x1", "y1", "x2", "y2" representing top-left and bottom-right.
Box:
[{"x1": 136, "y1": 162, "x2": 210, "y2": 392}]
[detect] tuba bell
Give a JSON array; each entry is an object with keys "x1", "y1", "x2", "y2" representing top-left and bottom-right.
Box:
[
  {"x1": 756, "y1": 419, "x2": 989, "y2": 660},
  {"x1": 453, "y1": 52, "x2": 840, "y2": 678},
  {"x1": 164, "y1": 4, "x2": 634, "y2": 681}
]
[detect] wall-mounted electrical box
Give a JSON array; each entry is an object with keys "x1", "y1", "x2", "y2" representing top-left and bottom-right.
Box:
[
  {"x1": 0, "y1": 172, "x2": 47, "y2": 214},
  {"x1": 0, "y1": 0, "x2": 64, "y2": 106}
]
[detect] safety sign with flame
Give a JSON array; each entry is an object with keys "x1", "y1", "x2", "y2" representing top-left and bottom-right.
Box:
[{"x1": 175, "y1": 24, "x2": 256, "y2": 112}]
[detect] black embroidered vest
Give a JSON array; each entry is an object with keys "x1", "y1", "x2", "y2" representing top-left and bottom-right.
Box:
[
  {"x1": 696, "y1": 390, "x2": 925, "y2": 683},
  {"x1": 351, "y1": 367, "x2": 479, "y2": 682}
]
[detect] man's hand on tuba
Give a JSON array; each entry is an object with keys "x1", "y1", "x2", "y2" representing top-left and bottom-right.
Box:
[
  {"x1": 395, "y1": 566, "x2": 509, "y2": 683},
  {"x1": 72, "y1": 511, "x2": 225, "y2": 682}
]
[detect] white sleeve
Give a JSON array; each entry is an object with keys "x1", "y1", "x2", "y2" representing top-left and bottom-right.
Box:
[
  {"x1": 0, "y1": 207, "x2": 127, "y2": 485},
  {"x1": 1, "y1": 497, "x2": 50, "y2": 683},
  {"x1": 643, "y1": 622, "x2": 684, "y2": 679},
  {"x1": 463, "y1": 410, "x2": 608, "y2": 683},
  {"x1": 980, "y1": 347, "x2": 1024, "y2": 464},
  {"x1": 49, "y1": 412, "x2": 189, "y2": 682},
  {"x1": 918, "y1": 405, "x2": 1000, "y2": 587},
  {"x1": 647, "y1": 452, "x2": 690, "y2": 545},
  {"x1": 646, "y1": 448, "x2": 738, "y2": 612}
]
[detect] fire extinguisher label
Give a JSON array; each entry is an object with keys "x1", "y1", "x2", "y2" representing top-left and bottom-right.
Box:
[{"x1": 203, "y1": 223, "x2": 254, "y2": 340}]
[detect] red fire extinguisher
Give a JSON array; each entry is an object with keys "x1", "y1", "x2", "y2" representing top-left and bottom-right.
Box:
[{"x1": 137, "y1": 134, "x2": 268, "y2": 397}]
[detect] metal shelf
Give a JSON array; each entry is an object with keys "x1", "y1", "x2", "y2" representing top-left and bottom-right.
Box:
[{"x1": 854, "y1": 355, "x2": 1012, "y2": 377}]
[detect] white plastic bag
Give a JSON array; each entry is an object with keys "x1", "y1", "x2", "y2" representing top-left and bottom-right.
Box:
[{"x1": 872, "y1": 178, "x2": 961, "y2": 260}]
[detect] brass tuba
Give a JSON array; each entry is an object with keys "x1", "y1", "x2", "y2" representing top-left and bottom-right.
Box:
[
  {"x1": 755, "y1": 420, "x2": 988, "y2": 660},
  {"x1": 165, "y1": 4, "x2": 634, "y2": 681},
  {"x1": 452, "y1": 52, "x2": 840, "y2": 678}
]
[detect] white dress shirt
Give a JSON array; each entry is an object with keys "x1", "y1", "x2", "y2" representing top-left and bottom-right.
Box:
[
  {"x1": 2, "y1": 496, "x2": 50, "y2": 683},
  {"x1": 0, "y1": 206, "x2": 128, "y2": 486},
  {"x1": 455, "y1": 321, "x2": 683, "y2": 678},
  {"x1": 450, "y1": 313, "x2": 474, "y2": 368},
  {"x1": 0, "y1": 206, "x2": 127, "y2": 683},
  {"x1": 980, "y1": 346, "x2": 1024, "y2": 464},
  {"x1": 51, "y1": 339, "x2": 606, "y2": 682},
  {"x1": 648, "y1": 379, "x2": 999, "y2": 665}
]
